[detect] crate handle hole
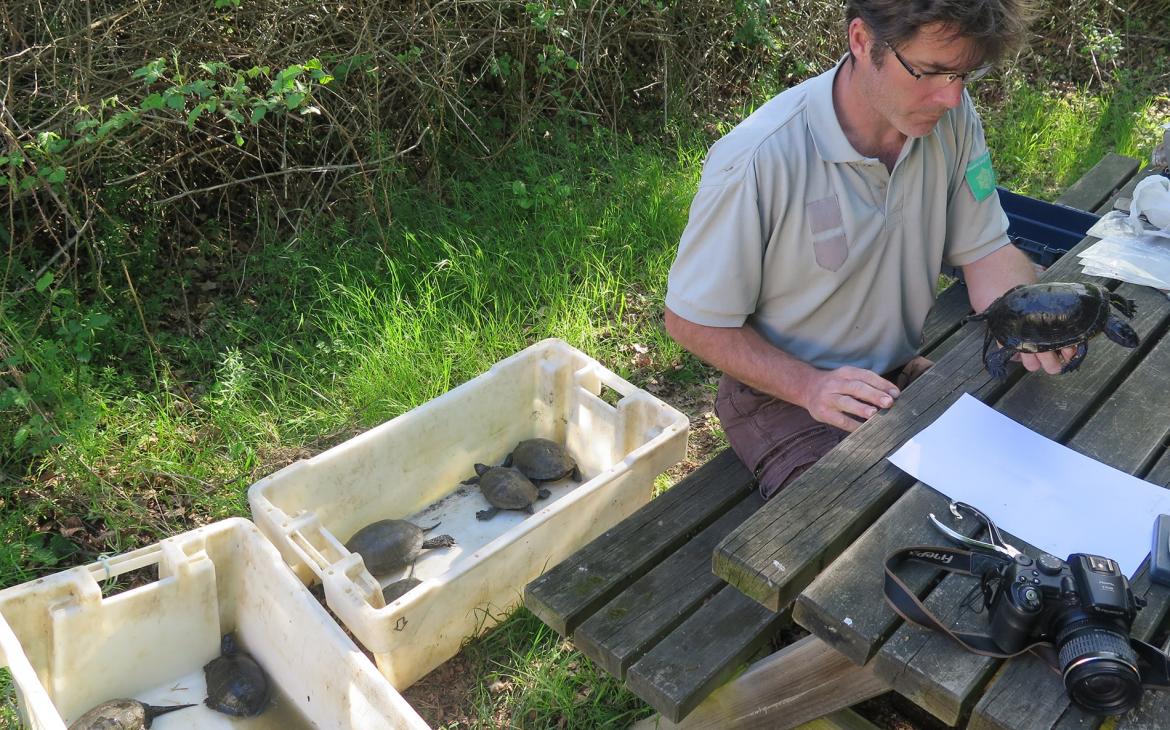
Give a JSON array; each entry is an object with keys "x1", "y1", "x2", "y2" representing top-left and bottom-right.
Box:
[
  {"x1": 597, "y1": 384, "x2": 623, "y2": 407},
  {"x1": 99, "y1": 562, "x2": 159, "y2": 598}
]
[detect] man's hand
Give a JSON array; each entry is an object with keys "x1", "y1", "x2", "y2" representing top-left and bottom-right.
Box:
[
  {"x1": 1017, "y1": 345, "x2": 1080, "y2": 375},
  {"x1": 805, "y1": 366, "x2": 900, "y2": 433}
]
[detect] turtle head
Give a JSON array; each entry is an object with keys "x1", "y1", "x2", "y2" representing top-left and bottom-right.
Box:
[
  {"x1": 220, "y1": 633, "x2": 239, "y2": 656},
  {"x1": 474, "y1": 463, "x2": 491, "y2": 476}
]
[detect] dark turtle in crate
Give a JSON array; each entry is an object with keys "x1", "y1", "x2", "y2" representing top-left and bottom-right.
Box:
[
  {"x1": 203, "y1": 633, "x2": 271, "y2": 717},
  {"x1": 382, "y1": 577, "x2": 423, "y2": 603},
  {"x1": 345, "y1": 519, "x2": 456, "y2": 577},
  {"x1": 69, "y1": 699, "x2": 193, "y2": 729},
  {"x1": 505, "y1": 438, "x2": 581, "y2": 483},
  {"x1": 463, "y1": 464, "x2": 550, "y2": 520},
  {"x1": 965, "y1": 282, "x2": 1139, "y2": 379}
]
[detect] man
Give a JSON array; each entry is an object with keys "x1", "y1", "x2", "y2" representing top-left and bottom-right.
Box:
[{"x1": 664, "y1": 0, "x2": 1075, "y2": 499}]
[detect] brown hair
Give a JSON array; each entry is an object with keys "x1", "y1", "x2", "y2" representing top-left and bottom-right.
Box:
[{"x1": 845, "y1": 0, "x2": 1037, "y2": 68}]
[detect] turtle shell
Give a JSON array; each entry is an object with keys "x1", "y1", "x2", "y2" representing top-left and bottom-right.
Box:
[
  {"x1": 476, "y1": 465, "x2": 540, "y2": 510},
  {"x1": 69, "y1": 699, "x2": 193, "y2": 730},
  {"x1": 345, "y1": 519, "x2": 424, "y2": 576},
  {"x1": 382, "y1": 577, "x2": 422, "y2": 603},
  {"x1": 507, "y1": 438, "x2": 579, "y2": 483},
  {"x1": 979, "y1": 282, "x2": 1111, "y2": 352},
  {"x1": 203, "y1": 633, "x2": 271, "y2": 717}
]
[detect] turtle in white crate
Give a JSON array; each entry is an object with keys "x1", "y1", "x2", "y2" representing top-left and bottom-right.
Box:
[
  {"x1": 464, "y1": 463, "x2": 551, "y2": 520},
  {"x1": 203, "y1": 633, "x2": 271, "y2": 717},
  {"x1": 345, "y1": 518, "x2": 456, "y2": 577},
  {"x1": 68, "y1": 699, "x2": 193, "y2": 729},
  {"x1": 505, "y1": 438, "x2": 581, "y2": 484}
]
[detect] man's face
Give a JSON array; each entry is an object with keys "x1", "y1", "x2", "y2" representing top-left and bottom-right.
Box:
[{"x1": 854, "y1": 22, "x2": 982, "y2": 138}]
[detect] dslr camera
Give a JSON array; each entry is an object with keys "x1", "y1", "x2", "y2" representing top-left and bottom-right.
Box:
[
  {"x1": 989, "y1": 551, "x2": 1144, "y2": 715},
  {"x1": 885, "y1": 502, "x2": 1170, "y2": 717}
]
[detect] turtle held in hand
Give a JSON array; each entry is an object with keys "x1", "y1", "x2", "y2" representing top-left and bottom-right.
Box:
[
  {"x1": 203, "y1": 633, "x2": 271, "y2": 717},
  {"x1": 463, "y1": 464, "x2": 550, "y2": 520},
  {"x1": 505, "y1": 438, "x2": 581, "y2": 483},
  {"x1": 966, "y1": 282, "x2": 1139, "y2": 379},
  {"x1": 69, "y1": 699, "x2": 193, "y2": 729},
  {"x1": 345, "y1": 519, "x2": 456, "y2": 577}
]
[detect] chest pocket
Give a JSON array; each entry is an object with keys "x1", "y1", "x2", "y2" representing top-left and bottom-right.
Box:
[{"x1": 806, "y1": 194, "x2": 848, "y2": 272}]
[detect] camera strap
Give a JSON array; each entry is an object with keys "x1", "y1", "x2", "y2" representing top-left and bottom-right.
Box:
[
  {"x1": 884, "y1": 545, "x2": 1059, "y2": 665},
  {"x1": 885, "y1": 546, "x2": 1170, "y2": 687}
]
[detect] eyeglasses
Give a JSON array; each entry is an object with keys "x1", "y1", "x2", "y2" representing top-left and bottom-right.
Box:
[{"x1": 886, "y1": 44, "x2": 992, "y2": 86}]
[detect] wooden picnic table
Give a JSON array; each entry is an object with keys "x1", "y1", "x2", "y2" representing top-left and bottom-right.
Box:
[
  {"x1": 526, "y1": 153, "x2": 1169, "y2": 730},
  {"x1": 702, "y1": 155, "x2": 1170, "y2": 729}
]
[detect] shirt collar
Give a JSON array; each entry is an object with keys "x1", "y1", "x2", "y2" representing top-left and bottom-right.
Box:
[{"x1": 805, "y1": 56, "x2": 870, "y2": 163}]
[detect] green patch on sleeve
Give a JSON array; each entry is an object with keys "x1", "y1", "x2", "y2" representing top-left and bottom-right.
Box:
[{"x1": 965, "y1": 151, "x2": 997, "y2": 202}]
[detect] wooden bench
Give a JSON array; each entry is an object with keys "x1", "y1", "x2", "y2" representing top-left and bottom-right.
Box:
[{"x1": 524, "y1": 153, "x2": 1142, "y2": 727}]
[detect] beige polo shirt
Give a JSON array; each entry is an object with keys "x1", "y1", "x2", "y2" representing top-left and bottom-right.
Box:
[{"x1": 665, "y1": 59, "x2": 1011, "y2": 374}]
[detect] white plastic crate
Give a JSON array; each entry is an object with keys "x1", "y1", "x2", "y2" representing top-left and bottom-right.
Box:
[
  {"x1": 0, "y1": 518, "x2": 428, "y2": 729},
  {"x1": 248, "y1": 338, "x2": 689, "y2": 688}
]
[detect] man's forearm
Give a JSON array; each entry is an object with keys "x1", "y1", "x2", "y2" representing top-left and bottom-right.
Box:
[
  {"x1": 663, "y1": 307, "x2": 818, "y2": 408},
  {"x1": 961, "y1": 242, "x2": 1037, "y2": 313}
]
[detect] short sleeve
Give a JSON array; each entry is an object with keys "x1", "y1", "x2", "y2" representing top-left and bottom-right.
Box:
[
  {"x1": 943, "y1": 96, "x2": 1011, "y2": 267},
  {"x1": 665, "y1": 167, "x2": 767, "y2": 328}
]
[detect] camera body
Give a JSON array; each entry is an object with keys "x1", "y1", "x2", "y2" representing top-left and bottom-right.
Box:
[
  {"x1": 990, "y1": 552, "x2": 1139, "y2": 651},
  {"x1": 990, "y1": 551, "x2": 1145, "y2": 715}
]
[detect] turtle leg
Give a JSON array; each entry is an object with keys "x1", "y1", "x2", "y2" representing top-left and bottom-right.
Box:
[
  {"x1": 524, "y1": 504, "x2": 535, "y2": 514},
  {"x1": 475, "y1": 507, "x2": 499, "y2": 521},
  {"x1": 571, "y1": 465, "x2": 581, "y2": 481},
  {"x1": 461, "y1": 475, "x2": 480, "y2": 486},
  {"x1": 503, "y1": 452, "x2": 514, "y2": 468},
  {"x1": 422, "y1": 534, "x2": 456, "y2": 549},
  {"x1": 1107, "y1": 292, "x2": 1137, "y2": 319},
  {"x1": 1103, "y1": 317, "x2": 1140, "y2": 348},
  {"x1": 984, "y1": 345, "x2": 1016, "y2": 379},
  {"x1": 1060, "y1": 342, "x2": 1089, "y2": 373},
  {"x1": 536, "y1": 488, "x2": 551, "y2": 500}
]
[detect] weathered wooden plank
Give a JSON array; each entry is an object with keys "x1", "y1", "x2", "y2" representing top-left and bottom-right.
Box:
[
  {"x1": 574, "y1": 491, "x2": 766, "y2": 678},
  {"x1": 625, "y1": 585, "x2": 789, "y2": 722},
  {"x1": 629, "y1": 635, "x2": 890, "y2": 730},
  {"x1": 793, "y1": 486, "x2": 984, "y2": 666},
  {"x1": 920, "y1": 281, "x2": 972, "y2": 358},
  {"x1": 1054, "y1": 153, "x2": 1142, "y2": 212},
  {"x1": 873, "y1": 570, "x2": 1000, "y2": 725},
  {"x1": 525, "y1": 449, "x2": 752, "y2": 635}
]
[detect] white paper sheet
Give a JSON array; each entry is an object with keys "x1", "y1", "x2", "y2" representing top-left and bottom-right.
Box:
[{"x1": 887, "y1": 394, "x2": 1170, "y2": 576}]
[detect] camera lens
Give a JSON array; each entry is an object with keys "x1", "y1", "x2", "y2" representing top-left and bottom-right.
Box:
[{"x1": 1057, "y1": 621, "x2": 1142, "y2": 716}]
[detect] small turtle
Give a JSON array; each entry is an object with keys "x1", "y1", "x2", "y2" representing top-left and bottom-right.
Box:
[
  {"x1": 69, "y1": 699, "x2": 193, "y2": 730},
  {"x1": 966, "y1": 282, "x2": 1139, "y2": 379},
  {"x1": 345, "y1": 519, "x2": 455, "y2": 577},
  {"x1": 505, "y1": 438, "x2": 581, "y2": 483},
  {"x1": 463, "y1": 464, "x2": 549, "y2": 520},
  {"x1": 382, "y1": 577, "x2": 422, "y2": 603},
  {"x1": 203, "y1": 633, "x2": 271, "y2": 717}
]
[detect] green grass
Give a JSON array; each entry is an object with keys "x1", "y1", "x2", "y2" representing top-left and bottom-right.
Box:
[
  {"x1": 0, "y1": 72, "x2": 1164, "y2": 727},
  {"x1": 978, "y1": 72, "x2": 1168, "y2": 200}
]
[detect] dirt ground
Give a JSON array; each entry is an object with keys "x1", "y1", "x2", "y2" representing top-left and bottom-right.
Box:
[{"x1": 402, "y1": 364, "x2": 949, "y2": 729}]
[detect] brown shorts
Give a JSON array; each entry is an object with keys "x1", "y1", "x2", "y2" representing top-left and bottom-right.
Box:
[{"x1": 714, "y1": 374, "x2": 847, "y2": 500}]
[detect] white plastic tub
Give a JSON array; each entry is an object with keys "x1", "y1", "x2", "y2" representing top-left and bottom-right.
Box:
[
  {"x1": 0, "y1": 518, "x2": 428, "y2": 729},
  {"x1": 248, "y1": 338, "x2": 689, "y2": 688}
]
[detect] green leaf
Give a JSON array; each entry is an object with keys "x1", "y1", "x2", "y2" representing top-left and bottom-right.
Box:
[
  {"x1": 250, "y1": 105, "x2": 267, "y2": 124},
  {"x1": 14, "y1": 425, "x2": 30, "y2": 449},
  {"x1": 223, "y1": 108, "x2": 245, "y2": 125},
  {"x1": 165, "y1": 91, "x2": 185, "y2": 110},
  {"x1": 565, "y1": 57, "x2": 579, "y2": 70},
  {"x1": 0, "y1": 176, "x2": 8, "y2": 186},
  {"x1": 141, "y1": 92, "x2": 165, "y2": 110},
  {"x1": 284, "y1": 92, "x2": 306, "y2": 109},
  {"x1": 46, "y1": 167, "x2": 66, "y2": 184},
  {"x1": 35, "y1": 272, "x2": 53, "y2": 292}
]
